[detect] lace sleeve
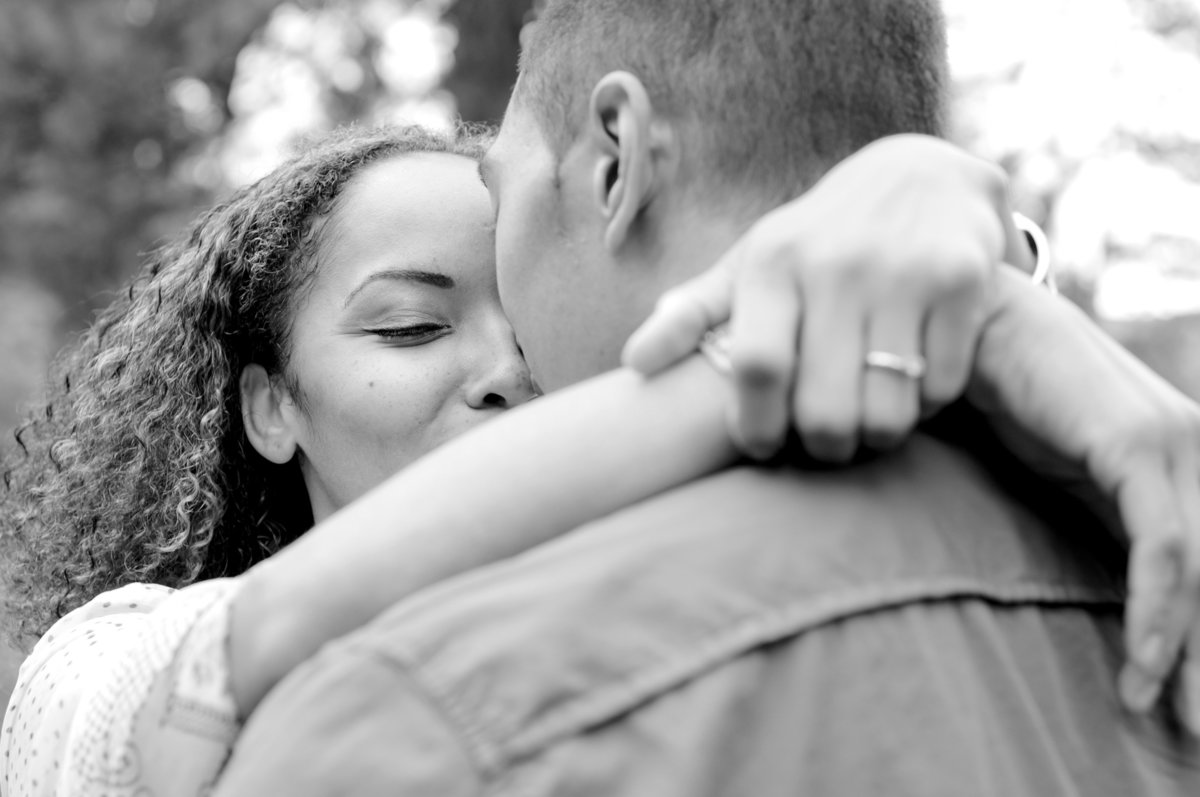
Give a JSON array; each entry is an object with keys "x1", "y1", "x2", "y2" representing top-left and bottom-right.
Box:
[{"x1": 2, "y1": 578, "x2": 244, "y2": 797}]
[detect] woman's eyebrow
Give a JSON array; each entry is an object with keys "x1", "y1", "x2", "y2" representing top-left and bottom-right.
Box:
[{"x1": 344, "y1": 268, "x2": 456, "y2": 308}]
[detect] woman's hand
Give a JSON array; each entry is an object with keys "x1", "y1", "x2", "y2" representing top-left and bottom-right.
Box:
[
  {"x1": 972, "y1": 268, "x2": 1200, "y2": 732},
  {"x1": 622, "y1": 134, "x2": 1030, "y2": 460}
]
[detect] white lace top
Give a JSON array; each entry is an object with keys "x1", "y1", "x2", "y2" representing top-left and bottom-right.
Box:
[{"x1": 1, "y1": 579, "x2": 243, "y2": 797}]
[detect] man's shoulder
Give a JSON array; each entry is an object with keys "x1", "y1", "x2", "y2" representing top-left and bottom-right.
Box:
[{"x1": 324, "y1": 434, "x2": 1123, "y2": 765}]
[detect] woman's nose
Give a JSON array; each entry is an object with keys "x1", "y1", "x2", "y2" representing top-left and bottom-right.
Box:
[{"x1": 465, "y1": 333, "x2": 537, "y2": 410}]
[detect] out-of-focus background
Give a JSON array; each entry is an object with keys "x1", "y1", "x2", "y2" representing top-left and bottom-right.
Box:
[{"x1": 0, "y1": 0, "x2": 1196, "y2": 688}]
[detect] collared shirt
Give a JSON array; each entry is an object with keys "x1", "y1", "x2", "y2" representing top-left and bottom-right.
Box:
[{"x1": 214, "y1": 435, "x2": 1200, "y2": 796}]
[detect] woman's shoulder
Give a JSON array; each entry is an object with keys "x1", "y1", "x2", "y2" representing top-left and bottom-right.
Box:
[
  {"x1": 13, "y1": 583, "x2": 179, "y2": 689},
  {"x1": 42, "y1": 582, "x2": 176, "y2": 642},
  {"x1": 4, "y1": 579, "x2": 243, "y2": 796}
]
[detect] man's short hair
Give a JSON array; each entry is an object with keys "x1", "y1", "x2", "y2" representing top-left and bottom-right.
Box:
[{"x1": 517, "y1": 0, "x2": 948, "y2": 208}]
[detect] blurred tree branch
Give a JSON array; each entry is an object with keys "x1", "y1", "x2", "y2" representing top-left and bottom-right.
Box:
[
  {"x1": 443, "y1": 0, "x2": 533, "y2": 123},
  {"x1": 0, "y1": 0, "x2": 290, "y2": 326}
]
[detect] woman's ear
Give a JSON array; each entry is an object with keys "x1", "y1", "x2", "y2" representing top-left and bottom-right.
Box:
[
  {"x1": 587, "y1": 71, "x2": 663, "y2": 254},
  {"x1": 240, "y1": 364, "x2": 300, "y2": 465}
]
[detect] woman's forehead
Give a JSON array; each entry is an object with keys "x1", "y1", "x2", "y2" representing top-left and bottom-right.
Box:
[
  {"x1": 335, "y1": 153, "x2": 490, "y2": 233},
  {"x1": 311, "y1": 153, "x2": 496, "y2": 294}
]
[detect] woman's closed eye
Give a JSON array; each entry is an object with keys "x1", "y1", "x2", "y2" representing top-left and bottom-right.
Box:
[{"x1": 366, "y1": 322, "x2": 451, "y2": 345}]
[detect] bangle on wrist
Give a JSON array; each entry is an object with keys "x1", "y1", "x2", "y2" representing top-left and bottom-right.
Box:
[{"x1": 1013, "y1": 212, "x2": 1057, "y2": 295}]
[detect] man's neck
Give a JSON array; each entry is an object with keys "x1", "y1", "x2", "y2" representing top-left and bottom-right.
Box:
[{"x1": 645, "y1": 202, "x2": 756, "y2": 291}]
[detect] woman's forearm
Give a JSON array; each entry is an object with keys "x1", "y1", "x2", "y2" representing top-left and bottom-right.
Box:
[{"x1": 230, "y1": 355, "x2": 735, "y2": 716}]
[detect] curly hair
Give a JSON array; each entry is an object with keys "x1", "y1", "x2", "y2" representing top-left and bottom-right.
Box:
[{"x1": 0, "y1": 124, "x2": 490, "y2": 642}]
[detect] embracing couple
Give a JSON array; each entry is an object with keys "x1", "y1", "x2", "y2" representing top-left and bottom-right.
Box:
[{"x1": 4, "y1": 1, "x2": 1200, "y2": 795}]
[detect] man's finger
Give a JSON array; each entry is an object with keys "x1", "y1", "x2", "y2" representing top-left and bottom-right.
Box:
[
  {"x1": 728, "y1": 261, "x2": 802, "y2": 459},
  {"x1": 621, "y1": 259, "x2": 735, "y2": 375}
]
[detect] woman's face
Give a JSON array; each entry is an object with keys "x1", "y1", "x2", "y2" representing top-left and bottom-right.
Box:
[{"x1": 274, "y1": 152, "x2": 535, "y2": 521}]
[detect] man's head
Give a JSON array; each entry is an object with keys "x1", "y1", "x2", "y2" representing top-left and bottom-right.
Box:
[{"x1": 482, "y1": 0, "x2": 948, "y2": 390}]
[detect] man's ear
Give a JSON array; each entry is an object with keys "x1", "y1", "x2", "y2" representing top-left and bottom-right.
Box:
[
  {"x1": 240, "y1": 364, "x2": 300, "y2": 465},
  {"x1": 587, "y1": 71, "x2": 666, "y2": 253}
]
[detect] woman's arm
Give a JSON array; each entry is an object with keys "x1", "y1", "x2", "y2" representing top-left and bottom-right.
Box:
[
  {"x1": 230, "y1": 356, "x2": 737, "y2": 715},
  {"x1": 966, "y1": 266, "x2": 1200, "y2": 725}
]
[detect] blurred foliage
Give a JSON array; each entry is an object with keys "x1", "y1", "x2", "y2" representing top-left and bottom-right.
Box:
[
  {"x1": 944, "y1": 0, "x2": 1200, "y2": 398},
  {"x1": 0, "y1": 0, "x2": 283, "y2": 314},
  {"x1": 0, "y1": 0, "x2": 530, "y2": 323},
  {"x1": 443, "y1": 0, "x2": 533, "y2": 123}
]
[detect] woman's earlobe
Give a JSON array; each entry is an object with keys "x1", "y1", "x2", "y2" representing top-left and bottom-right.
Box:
[{"x1": 239, "y1": 364, "x2": 299, "y2": 465}]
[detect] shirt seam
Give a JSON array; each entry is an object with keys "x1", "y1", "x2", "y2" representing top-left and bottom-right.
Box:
[
  {"x1": 374, "y1": 577, "x2": 1122, "y2": 779},
  {"x1": 345, "y1": 643, "x2": 496, "y2": 788}
]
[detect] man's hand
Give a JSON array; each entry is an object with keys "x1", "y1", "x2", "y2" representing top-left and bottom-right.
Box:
[
  {"x1": 973, "y1": 268, "x2": 1200, "y2": 731},
  {"x1": 622, "y1": 134, "x2": 1030, "y2": 460}
]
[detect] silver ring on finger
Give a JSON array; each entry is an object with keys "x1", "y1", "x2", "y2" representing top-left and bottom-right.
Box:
[{"x1": 864, "y1": 350, "x2": 927, "y2": 381}]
